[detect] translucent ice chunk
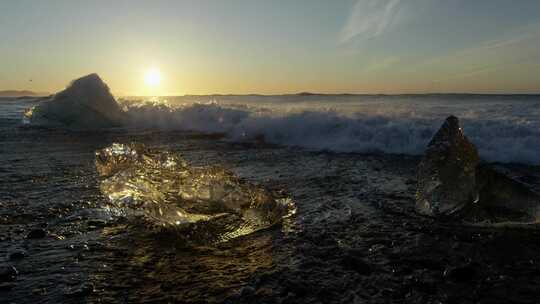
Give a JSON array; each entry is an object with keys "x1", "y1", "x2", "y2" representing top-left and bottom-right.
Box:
[
  {"x1": 96, "y1": 143, "x2": 295, "y2": 242},
  {"x1": 416, "y1": 116, "x2": 479, "y2": 216}
]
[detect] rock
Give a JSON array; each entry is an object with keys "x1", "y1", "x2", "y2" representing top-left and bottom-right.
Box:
[
  {"x1": 87, "y1": 219, "x2": 107, "y2": 228},
  {"x1": 443, "y1": 263, "x2": 479, "y2": 282},
  {"x1": 0, "y1": 282, "x2": 16, "y2": 291},
  {"x1": 283, "y1": 279, "x2": 310, "y2": 297},
  {"x1": 25, "y1": 73, "x2": 125, "y2": 128},
  {"x1": 254, "y1": 287, "x2": 274, "y2": 297},
  {"x1": 64, "y1": 282, "x2": 95, "y2": 296},
  {"x1": 26, "y1": 228, "x2": 47, "y2": 239},
  {"x1": 7, "y1": 249, "x2": 27, "y2": 260},
  {"x1": 417, "y1": 116, "x2": 540, "y2": 222},
  {"x1": 239, "y1": 286, "x2": 255, "y2": 297},
  {"x1": 416, "y1": 116, "x2": 479, "y2": 216},
  {"x1": 0, "y1": 265, "x2": 18, "y2": 282},
  {"x1": 341, "y1": 252, "x2": 373, "y2": 275}
]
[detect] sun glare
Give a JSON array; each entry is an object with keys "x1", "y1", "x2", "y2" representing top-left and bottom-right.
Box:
[{"x1": 144, "y1": 68, "x2": 161, "y2": 87}]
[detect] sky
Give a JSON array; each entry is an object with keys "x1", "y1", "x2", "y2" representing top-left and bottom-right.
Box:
[{"x1": 1, "y1": 0, "x2": 540, "y2": 95}]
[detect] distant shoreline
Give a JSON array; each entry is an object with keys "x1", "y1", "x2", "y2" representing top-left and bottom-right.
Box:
[
  {"x1": 0, "y1": 90, "x2": 49, "y2": 97},
  {"x1": 2, "y1": 90, "x2": 539, "y2": 99},
  {"x1": 120, "y1": 92, "x2": 540, "y2": 98}
]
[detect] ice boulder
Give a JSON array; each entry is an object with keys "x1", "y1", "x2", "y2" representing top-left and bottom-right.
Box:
[
  {"x1": 416, "y1": 116, "x2": 540, "y2": 223},
  {"x1": 416, "y1": 116, "x2": 479, "y2": 216},
  {"x1": 25, "y1": 73, "x2": 125, "y2": 128},
  {"x1": 474, "y1": 165, "x2": 540, "y2": 223},
  {"x1": 96, "y1": 143, "x2": 296, "y2": 243}
]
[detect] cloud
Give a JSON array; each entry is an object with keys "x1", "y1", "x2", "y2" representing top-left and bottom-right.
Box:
[
  {"x1": 340, "y1": 0, "x2": 401, "y2": 43},
  {"x1": 364, "y1": 56, "x2": 400, "y2": 72},
  {"x1": 418, "y1": 23, "x2": 540, "y2": 80}
]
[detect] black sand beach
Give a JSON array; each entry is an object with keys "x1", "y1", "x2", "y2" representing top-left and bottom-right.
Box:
[{"x1": 2, "y1": 108, "x2": 540, "y2": 303}]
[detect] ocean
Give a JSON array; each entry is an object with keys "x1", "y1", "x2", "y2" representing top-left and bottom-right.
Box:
[{"x1": 122, "y1": 94, "x2": 540, "y2": 164}]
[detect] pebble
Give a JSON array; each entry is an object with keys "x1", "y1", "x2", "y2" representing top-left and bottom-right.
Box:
[
  {"x1": 239, "y1": 286, "x2": 255, "y2": 297},
  {"x1": 443, "y1": 263, "x2": 478, "y2": 282},
  {"x1": 341, "y1": 253, "x2": 373, "y2": 275},
  {"x1": 64, "y1": 282, "x2": 95, "y2": 296},
  {"x1": 26, "y1": 228, "x2": 47, "y2": 239},
  {"x1": 8, "y1": 249, "x2": 27, "y2": 260},
  {"x1": 0, "y1": 282, "x2": 16, "y2": 290},
  {"x1": 87, "y1": 219, "x2": 107, "y2": 229},
  {"x1": 0, "y1": 265, "x2": 19, "y2": 282}
]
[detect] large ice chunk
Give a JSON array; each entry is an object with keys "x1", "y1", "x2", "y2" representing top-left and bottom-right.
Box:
[
  {"x1": 474, "y1": 165, "x2": 540, "y2": 223},
  {"x1": 95, "y1": 143, "x2": 295, "y2": 242},
  {"x1": 25, "y1": 73, "x2": 125, "y2": 128},
  {"x1": 416, "y1": 116, "x2": 479, "y2": 216}
]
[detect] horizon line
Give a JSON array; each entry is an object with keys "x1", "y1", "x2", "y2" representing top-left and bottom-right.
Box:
[
  {"x1": 3, "y1": 90, "x2": 540, "y2": 98},
  {"x1": 117, "y1": 91, "x2": 540, "y2": 97}
]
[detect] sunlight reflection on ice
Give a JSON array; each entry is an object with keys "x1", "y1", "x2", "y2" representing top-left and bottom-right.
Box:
[{"x1": 95, "y1": 143, "x2": 295, "y2": 243}]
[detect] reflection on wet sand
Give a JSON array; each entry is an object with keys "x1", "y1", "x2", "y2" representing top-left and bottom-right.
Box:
[
  {"x1": 2, "y1": 126, "x2": 540, "y2": 304},
  {"x1": 89, "y1": 224, "x2": 276, "y2": 303}
]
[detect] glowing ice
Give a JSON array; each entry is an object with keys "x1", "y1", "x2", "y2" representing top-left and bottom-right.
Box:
[
  {"x1": 96, "y1": 143, "x2": 295, "y2": 242},
  {"x1": 416, "y1": 116, "x2": 540, "y2": 223},
  {"x1": 416, "y1": 116, "x2": 479, "y2": 216}
]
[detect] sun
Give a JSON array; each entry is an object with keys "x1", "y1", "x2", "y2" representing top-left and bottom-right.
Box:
[{"x1": 144, "y1": 68, "x2": 161, "y2": 87}]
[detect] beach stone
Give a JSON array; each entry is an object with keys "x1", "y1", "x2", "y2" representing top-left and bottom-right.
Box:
[
  {"x1": 8, "y1": 249, "x2": 27, "y2": 260},
  {"x1": 0, "y1": 265, "x2": 18, "y2": 282},
  {"x1": 87, "y1": 219, "x2": 107, "y2": 227},
  {"x1": 342, "y1": 252, "x2": 372, "y2": 275},
  {"x1": 26, "y1": 228, "x2": 47, "y2": 239},
  {"x1": 0, "y1": 282, "x2": 16, "y2": 291},
  {"x1": 64, "y1": 282, "x2": 95, "y2": 296},
  {"x1": 443, "y1": 263, "x2": 479, "y2": 282},
  {"x1": 416, "y1": 116, "x2": 479, "y2": 216},
  {"x1": 239, "y1": 286, "x2": 255, "y2": 297}
]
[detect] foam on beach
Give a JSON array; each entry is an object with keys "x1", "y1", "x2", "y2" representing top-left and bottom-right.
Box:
[
  {"x1": 120, "y1": 96, "x2": 540, "y2": 165},
  {"x1": 23, "y1": 84, "x2": 540, "y2": 165}
]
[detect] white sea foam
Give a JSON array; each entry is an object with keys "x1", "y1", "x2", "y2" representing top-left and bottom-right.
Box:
[{"x1": 118, "y1": 95, "x2": 540, "y2": 165}]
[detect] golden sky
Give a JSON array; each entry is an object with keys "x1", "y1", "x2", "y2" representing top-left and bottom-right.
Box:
[{"x1": 1, "y1": 0, "x2": 540, "y2": 95}]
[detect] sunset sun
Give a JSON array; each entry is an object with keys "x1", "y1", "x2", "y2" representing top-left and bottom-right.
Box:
[{"x1": 144, "y1": 68, "x2": 161, "y2": 87}]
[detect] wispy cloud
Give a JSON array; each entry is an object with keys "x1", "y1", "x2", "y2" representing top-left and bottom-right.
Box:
[
  {"x1": 364, "y1": 56, "x2": 400, "y2": 72},
  {"x1": 340, "y1": 0, "x2": 401, "y2": 44},
  {"x1": 419, "y1": 23, "x2": 540, "y2": 82},
  {"x1": 422, "y1": 24, "x2": 540, "y2": 68}
]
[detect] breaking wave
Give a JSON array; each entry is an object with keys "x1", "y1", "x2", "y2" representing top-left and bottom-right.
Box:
[
  {"x1": 120, "y1": 98, "x2": 540, "y2": 165},
  {"x1": 23, "y1": 93, "x2": 540, "y2": 165}
]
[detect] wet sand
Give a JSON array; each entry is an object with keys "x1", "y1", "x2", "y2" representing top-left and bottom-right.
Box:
[{"x1": 1, "y1": 127, "x2": 540, "y2": 303}]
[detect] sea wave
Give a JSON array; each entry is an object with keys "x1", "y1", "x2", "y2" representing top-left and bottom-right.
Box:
[{"x1": 121, "y1": 100, "x2": 540, "y2": 165}]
